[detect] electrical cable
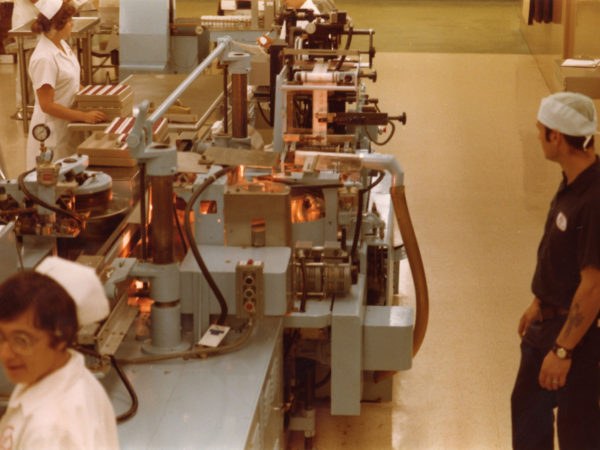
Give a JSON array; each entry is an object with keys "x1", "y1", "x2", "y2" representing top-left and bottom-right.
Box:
[
  {"x1": 252, "y1": 175, "x2": 344, "y2": 191},
  {"x1": 173, "y1": 198, "x2": 188, "y2": 254},
  {"x1": 15, "y1": 236, "x2": 25, "y2": 271},
  {"x1": 334, "y1": 24, "x2": 353, "y2": 71},
  {"x1": 350, "y1": 186, "x2": 364, "y2": 265},
  {"x1": 183, "y1": 166, "x2": 237, "y2": 325},
  {"x1": 110, "y1": 355, "x2": 139, "y2": 423},
  {"x1": 73, "y1": 345, "x2": 139, "y2": 424},
  {"x1": 116, "y1": 318, "x2": 255, "y2": 365},
  {"x1": 366, "y1": 120, "x2": 396, "y2": 146},
  {"x1": 293, "y1": 98, "x2": 304, "y2": 127},
  {"x1": 256, "y1": 100, "x2": 273, "y2": 127},
  {"x1": 17, "y1": 168, "x2": 84, "y2": 227},
  {"x1": 72, "y1": 309, "x2": 254, "y2": 419},
  {"x1": 315, "y1": 369, "x2": 331, "y2": 389},
  {"x1": 138, "y1": 163, "x2": 148, "y2": 260},
  {"x1": 300, "y1": 257, "x2": 308, "y2": 312},
  {"x1": 0, "y1": 207, "x2": 36, "y2": 215},
  {"x1": 303, "y1": 99, "x2": 311, "y2": 128},
  {"x1": 350, "y1": 171, "x2": 385, "y2": 264}
]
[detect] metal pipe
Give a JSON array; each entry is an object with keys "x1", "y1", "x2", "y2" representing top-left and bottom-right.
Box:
[
  {"x1": 223, "y1": 64, "x2": 229, "y2": 134},
  {"x1": 150, "y1": 176, "x2": 174, "y2": 264},
  {"x1": 360, "y1": 153, "x2": 404, "y2": 187},
  {"x1": 251, "y1": 0, "x2": 259, "y2": 28},
  {"x1": 563, "y1": 2, "x2": 575, "y2": 60},
  {"x1": 294, "y1": 71, "x2": 357, "y2": 83},
  {"x1": 148, "y1": 37, "x2": 231, "y2": 124},
  {"x1": 281, "y1": 85, "x2": 357, "y2": 92},
  {"x1": 232, "y1": 73, "x2": 248, "y2": 139},
  {"x1": 139, "y1": 163, "x2": 148, "y2": 260},
  {"x1": 16, "y1": 36, "x2": 29, "y2": 133}
]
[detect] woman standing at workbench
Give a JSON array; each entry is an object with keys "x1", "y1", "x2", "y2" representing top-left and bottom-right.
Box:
[{"x1": 26, "y1": 0, "x2": 106, "y2": 169}]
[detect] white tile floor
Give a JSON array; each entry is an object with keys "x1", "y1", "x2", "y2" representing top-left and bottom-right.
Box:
[{"x1": 1, "y1": 3, "x2": 599, "y2": 449}]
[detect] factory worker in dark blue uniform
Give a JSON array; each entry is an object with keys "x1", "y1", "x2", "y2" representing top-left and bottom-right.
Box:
[{"x1": 512, "y1": 92, "x2": 600, "y2": 450}]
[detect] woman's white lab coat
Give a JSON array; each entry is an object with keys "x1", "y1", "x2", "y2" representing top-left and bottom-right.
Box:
[
  {"x1": 26, "y1": 34, "x2": 80, "y2": 169},
  {"x1": 0, "y1": 350, "x2": 119, "y2": 449}
]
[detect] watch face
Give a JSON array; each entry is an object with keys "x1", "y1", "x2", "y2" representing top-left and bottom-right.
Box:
[
  {"x1": 32, "y1": 124, "x2": 51, "y2": 142},
  {"x1": 556, "y1": 347, "x2": 567, "y2": 359}
]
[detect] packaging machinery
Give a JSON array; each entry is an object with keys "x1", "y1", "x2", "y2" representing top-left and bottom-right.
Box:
[{"x1": 0, "y1": 6, "x2": 428, "y2": 448}]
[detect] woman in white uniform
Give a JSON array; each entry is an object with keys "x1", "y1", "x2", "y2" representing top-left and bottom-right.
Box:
[
  {"x1": 26, "y1": 0, "x2": 106, "y2": 169},
  {"x1": 0, "y1": 257, "x2": 119, "y2": 449}
]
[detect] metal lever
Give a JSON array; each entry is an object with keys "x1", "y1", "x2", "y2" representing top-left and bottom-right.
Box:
[
  {"x1": 359, "y1": 70, "x2": 377, "y2": 82},
  {"x1": 126, "y1": 100, "x2": 150, "y2": 154},
  {"x1": 389, "y1": 113, "x2": 407, "y2": 125}
]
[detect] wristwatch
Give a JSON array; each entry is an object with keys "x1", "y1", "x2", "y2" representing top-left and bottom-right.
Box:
[{"x1": 552, "y1": 343, "x2": 573, "y2": 360}]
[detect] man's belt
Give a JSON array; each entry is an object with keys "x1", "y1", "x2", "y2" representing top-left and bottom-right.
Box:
[{"x1": 540, "y1": 304, "x2": 570, "y2": 321}]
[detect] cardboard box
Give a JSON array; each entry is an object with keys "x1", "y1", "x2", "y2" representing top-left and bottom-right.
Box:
[{"x1": 76, "y1": 84, "x2": 134, "y2": 118}]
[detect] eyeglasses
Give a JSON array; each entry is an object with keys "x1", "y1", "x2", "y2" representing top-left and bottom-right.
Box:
[{"x1": 0, "y1": 331, "x2": 41, "y2": 356}]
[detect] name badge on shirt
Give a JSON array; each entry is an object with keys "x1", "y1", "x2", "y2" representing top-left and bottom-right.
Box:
[{"x1": 556, "y1": 211, "x2": 567, "y2": 232}]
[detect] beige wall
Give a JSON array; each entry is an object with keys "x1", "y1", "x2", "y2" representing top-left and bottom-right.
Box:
[
  {"x1": 520, "y1": 0, "x2": 600, "y2": 93},
  {"x1": 573, "y1": 1, "x2": 600, "y2": 58}
]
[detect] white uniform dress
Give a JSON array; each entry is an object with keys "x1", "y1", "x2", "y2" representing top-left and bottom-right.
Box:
[
  {"x1": 0, "y1": 349, "x2": 119, "y2": 449},
  {"x1": 26, "y1": 34, "x2": 81, "y2": 169}
]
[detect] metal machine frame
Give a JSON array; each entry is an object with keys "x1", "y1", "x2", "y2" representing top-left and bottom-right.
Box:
[{"x1": 0, "y1": 7, "x2": 428, "y2": 448}]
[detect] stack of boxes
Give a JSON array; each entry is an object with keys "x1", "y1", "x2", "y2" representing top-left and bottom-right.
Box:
[{"x1": 75, "y1": 84, "x2": 134, "y2": 120}]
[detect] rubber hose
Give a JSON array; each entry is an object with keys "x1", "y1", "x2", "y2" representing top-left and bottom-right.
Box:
[
  {"x1": 390, "y1": 184, "x2": 429, "y2": 356},
  {"x1": 183, "y1": 166, "x2": 236, "y2": 325},
  {"x1": 373, "y1": 185, "x2": 429, "y2": 383},
  {"x1": 17, "y1": 168, "x2": 84, "y2": 227}
]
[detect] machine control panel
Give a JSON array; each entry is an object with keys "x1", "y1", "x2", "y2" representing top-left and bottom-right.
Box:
[{"x1": 236, "y1": 259, "x2": 264, "y2": 318}]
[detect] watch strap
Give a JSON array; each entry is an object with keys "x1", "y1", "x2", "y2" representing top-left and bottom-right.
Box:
[{"x1": 552, "y1": 343, "x2": 573, "y2": 359}]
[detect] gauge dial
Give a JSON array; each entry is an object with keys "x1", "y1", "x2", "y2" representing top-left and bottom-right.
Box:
[{"x1": 32, "y1": 124, "x2": 51, "y2": 142}]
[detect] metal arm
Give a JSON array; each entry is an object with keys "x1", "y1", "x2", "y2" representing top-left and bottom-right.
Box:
[{"x1": 126, "y1": 36, "x2": 234, "y2": 166}]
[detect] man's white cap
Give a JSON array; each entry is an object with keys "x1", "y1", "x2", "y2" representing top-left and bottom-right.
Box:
[
  {"x1": 538, "y1": 92, "x2": 598, "y2": 148},
  {"x1": 36, "y1": 0, "x2": 63, "y2": 20},
  {"x1": 36, "y1": 256, "x2": 110, "y2": 326}
]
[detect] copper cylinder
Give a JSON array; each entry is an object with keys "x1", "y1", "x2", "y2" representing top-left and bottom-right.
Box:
[
  {"x1": 150, "y1": 175, "x2": 174, "y2": 264},
  {"x1": 232, "y1": 73, "x2": 248, "y2": 139},
  {"x1": 223, "y1": 64, "x2": 229, "y2": 134}
]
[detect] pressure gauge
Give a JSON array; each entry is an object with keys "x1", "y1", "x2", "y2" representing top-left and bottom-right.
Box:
[{"x1": 32, "y1": 124, "x2": 51, "y2": 142}]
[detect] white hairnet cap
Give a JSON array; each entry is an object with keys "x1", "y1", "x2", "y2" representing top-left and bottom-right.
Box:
[
  {"x1": 538, "y1": 92, "x2": 598, "y2": 147},
  {"x1": 36, "y1": 257, "x2": 110, "y2": 326},
  {"x1": 36, "y1": 0, "x2": 63, "y2": 20}
]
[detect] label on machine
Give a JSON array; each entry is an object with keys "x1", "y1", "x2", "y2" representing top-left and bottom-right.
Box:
[{"x1": 199, "y1": 324, "x2": 231, "y2": 347}]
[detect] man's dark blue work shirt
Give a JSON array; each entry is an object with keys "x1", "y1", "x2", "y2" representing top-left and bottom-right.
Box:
[{"x1": 532, "y1": 156, "x2": 600, "y2": 309}]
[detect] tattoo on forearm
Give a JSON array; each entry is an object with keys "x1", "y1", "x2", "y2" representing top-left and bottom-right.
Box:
[{"x1": 564, "y1": 303, "x2": 584, "y2": 338}]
